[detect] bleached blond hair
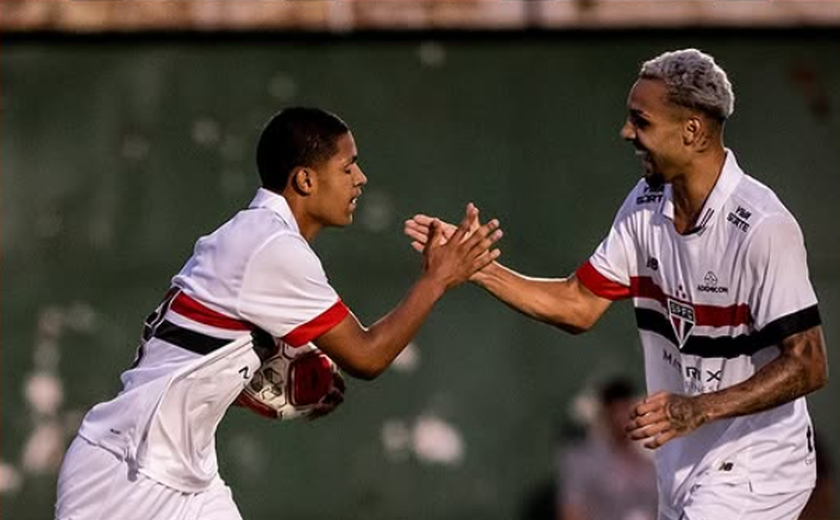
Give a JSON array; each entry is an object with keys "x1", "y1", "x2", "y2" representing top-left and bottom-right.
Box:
[{"x1": 640, "y1": 48, "x2": 734, "y2": 121}]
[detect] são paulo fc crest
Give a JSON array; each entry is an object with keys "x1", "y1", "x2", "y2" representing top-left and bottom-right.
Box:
[{"x1": 667, "y1": 298, "x2": 696, "y2": 349}]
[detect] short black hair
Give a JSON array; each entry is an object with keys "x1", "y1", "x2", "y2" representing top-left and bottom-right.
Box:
[{"x1": 256, "y1": 107, "x2": 350, "y2": 192}]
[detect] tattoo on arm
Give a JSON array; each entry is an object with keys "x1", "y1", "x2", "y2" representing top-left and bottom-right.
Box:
[
  {"x1": 666, "y1": 397, "x2": 706, "y2": 433},
  {"x1": 697, "y1": 326, "x2": 827, "y2": 422}
]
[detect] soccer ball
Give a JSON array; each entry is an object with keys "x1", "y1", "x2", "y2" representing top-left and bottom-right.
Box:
[{"x1": 236, "y1": 341, "x2": 343, "y2": 421}]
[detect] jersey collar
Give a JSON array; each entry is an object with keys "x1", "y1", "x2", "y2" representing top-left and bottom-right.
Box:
[
  {"x1": 248, "y1": 188, "x2": 301, "y2": 235},
  {"x1": 660, "y1": 149, "x2": 744, "y2": 234}
]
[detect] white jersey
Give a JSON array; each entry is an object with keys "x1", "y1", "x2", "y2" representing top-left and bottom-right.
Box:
[
  {"x1": 576, "y1": 151, "x2": 821, "y2": 504},
  {"x1": 77, "y1": 188, "x2": 349, "y2": 492}
]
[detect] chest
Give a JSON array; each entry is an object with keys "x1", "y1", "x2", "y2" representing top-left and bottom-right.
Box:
[{"x1": 635, "y1": 221, "x2": 748, "y2": 307}]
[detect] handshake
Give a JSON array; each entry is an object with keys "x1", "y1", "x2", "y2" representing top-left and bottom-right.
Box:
[
  {"x1": 404, "y1": 202, "x2": 503, "y2": 291},
  {"x1": 238, "y1": 203, "x2": 502, "y2": 422}
]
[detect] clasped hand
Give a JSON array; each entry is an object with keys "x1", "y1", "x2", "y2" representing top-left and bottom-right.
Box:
[
  {"x1": 406, "y1": 203, "x2": 499, "y2": 285},
  {"x1": 626, "y1": 391, "x2": 707, "y2": 449}
]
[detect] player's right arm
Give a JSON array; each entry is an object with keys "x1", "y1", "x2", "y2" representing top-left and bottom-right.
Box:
[
  {"x1": 471, "y1": 263, "x2": 611, "y2": 335},
  {"x1": 404, "y1": 212, "x2": 612, "y2": 334},
  {"x1": 314, "y1": 205, "x2": 503, "y2": 380}
]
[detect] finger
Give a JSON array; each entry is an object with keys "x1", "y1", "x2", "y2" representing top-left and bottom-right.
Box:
[
  {"x1": 407, "y1": 217, "x2": 456, "y2": 245},
  {"x1": 470, "y1": 248, "x2": 502, "y2": 273},
  {"x1": 626, "y1": 409, "x2": 665, "y2": 432},
  {"x1": 626, "y1": 412, "x2": 669, "y2": 437},
  {"x1": 644, "y1": 429, "x2": 678, "y2": 450},
  {"x1": 425, "y1": 220, "x2": 443, "y2": 253},
  {"x1": 466, "y1": 237, "x2": 503, "y2": 271},
  {"x1": 465, "y1": 203, "x2": 481, "y2": 238},
  {"x1": 411, "y1": 214, "x2": 436, "y2": 226},
  {"x1": 448, "y1": 207, "x2": 476, "y2": 245},
  {"x1": 458, "y1": 203, "x2": 481, "y2": 234},
  {"x1": 410, "y1": 241, "x2": 425, "y2": 253},
  {"x1": 465, "y1": 202, "x2": 478, "y2": 221},
  {"x1": 404, "y1": 221, "x2": 431, "y2": 242},
  {"x1": 405, "y1": 228, "x2": 429, "y2": 247},
  {"x1": 631, "y1": 397, "x2": 666, "y2": 419},
  {"x1": 464, "y1": 218, "x2": 499, "y2": 243},
  {"x1": 473, "y1": 226, "x2": 503, "y2": 256},
  {"x1": 464, "y1": 219, "x2": 501, "y2": 253},
  {"x1": 631, "y1": 403, "x2": 657, "y2": 420},
  {"x1": 627, "y1": 420, "x2": 670, "y2": 441}
]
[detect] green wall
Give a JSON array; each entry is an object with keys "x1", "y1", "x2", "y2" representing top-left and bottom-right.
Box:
[{"x1": 2, "y1": 31, "x2": 838, "y2": 520}]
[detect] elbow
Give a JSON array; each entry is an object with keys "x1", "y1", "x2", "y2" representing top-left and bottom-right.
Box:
[
  {"x1": 340, "y1": 358, "x2": 388, "y2": 381},
  {"x1": 346, "y1": 367, "x2": 382, "y2": 381},
  {"x1": 808, "y1": 344, "x2": 829, "y2": 393},
  {"x1": 799, "y1": 325, "x2": 829, "y2": 394},
  {"x1": 811, "y1": 362, "x2": 829, "y2": 393},
  {"x1": 557, "y1": 322, "x2": 591, "y2": 335},
  {"x1": 550, "y1": 307, "x2": 598, "y2": 335},
  {"x1": 799, "y1": 355, "x2": 829, "y2": 396}
]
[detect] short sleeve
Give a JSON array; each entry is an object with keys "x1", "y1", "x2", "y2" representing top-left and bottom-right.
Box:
[
  {"x1": 575, "y1": 189, "x2": 638, "y2": 301},
  {"x1": 238, "y1": 233, "x2": 348, "y2": 345},
  {"x1": 746, "y1": 215, "x2": 820, "y2": 344}
]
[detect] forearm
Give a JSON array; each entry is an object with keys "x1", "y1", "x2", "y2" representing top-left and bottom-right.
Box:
[
  {"x1": 689, "y1": 327, "x2": 828, "y2": 424},
  {"x1": 472, "y1": 262, "x2": 598, "y2": 333},
  {"x1": 355, "y1": 276, "x2": 445, "y2": 377},
  {"x1": 629, "y1": 327, "x2": 828, "y2": 449}
]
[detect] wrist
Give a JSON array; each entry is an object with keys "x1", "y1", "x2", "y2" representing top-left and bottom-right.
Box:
[
  {"x1": 691, "y1": 394, "x2": 716, "y2": 425},
  {"x1": 470, "y1": 261, "x2": 500, "y2": 288},
  {"x1": 416, "y1": 273, "x2": 447, "y2": 301}
]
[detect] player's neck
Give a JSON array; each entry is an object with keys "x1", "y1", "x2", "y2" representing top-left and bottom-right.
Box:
[
  {"x1": 670, "y1": 147, "x2": 727, "y2": 234},
  {"x1": 283, "y1": 195, "x2": 321, "y2": 242},
  {"x1": 295, "y1": 218, "x2": 321, "y2": 242}
]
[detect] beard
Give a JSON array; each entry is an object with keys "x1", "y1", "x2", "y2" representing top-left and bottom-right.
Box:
[
  {"x1": 644, "y1": 171, "x2": 665, "y2": 190},
  {"x1": 634, "y1": 144, "x2": 664, "y2": 189}
]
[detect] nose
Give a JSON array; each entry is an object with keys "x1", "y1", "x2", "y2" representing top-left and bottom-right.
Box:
[
  {"x1": 355, "y1": 166, "x2": 368, "y2": 186},
  {"x1": 620, "y1": 119, "x2": 635, "y2": 141}
]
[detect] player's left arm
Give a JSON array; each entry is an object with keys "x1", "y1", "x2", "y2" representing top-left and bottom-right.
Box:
[
  {"x1": 627, "y1": 325, "x2": 828, "y2": 449},
  {"x1": 628, "y1": 214, "x2": 828, "y2": 449}
]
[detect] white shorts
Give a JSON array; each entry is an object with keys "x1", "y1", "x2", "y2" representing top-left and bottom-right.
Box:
[
  {"x1": 658, "y1": 481, "x2": 812, "y2": 520},
  {"x1": 55, "y1": 436, "x2": 242, "y2": 520}
]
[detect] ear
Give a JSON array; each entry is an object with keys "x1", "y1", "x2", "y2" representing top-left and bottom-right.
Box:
[
  {"x1": 682, "y1": 116, "x2": 703, "y2": 146},
  {"x1": 291, "y1": 167, "x2": 315, "y2": 196}
]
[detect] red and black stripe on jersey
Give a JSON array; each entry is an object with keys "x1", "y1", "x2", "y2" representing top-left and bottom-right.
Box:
[
  {"x1": 634, "y1": 305, "x2": 820, "y2": 358},
  {"x1": 577, "y1": 261, "x2": 821, "y2": 358},
  {"x1": 142, "y1": 289, "x2": 347, "y2": 359},
  {"x1": 141, "y1": 289, "x2": 253, "y2": 356}
]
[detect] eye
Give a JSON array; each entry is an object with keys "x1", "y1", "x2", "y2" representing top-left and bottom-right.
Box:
[{"x1": 631, "y1": 114, "x2": 649, "y2": 128}]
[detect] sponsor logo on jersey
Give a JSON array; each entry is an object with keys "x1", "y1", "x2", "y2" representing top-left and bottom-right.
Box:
[
  {"x1": 667, "y1": 298, "x2": 695, "y2": 348},
  {"x1": 661, "y1": 349, "x2": 725, "y2": 393},
  {"x1": 697, "y1": 270, "x2": 728, "y2": 293},
  {"x1": 636, "y1": 184, "x2": 665, "y2": 205},
  {"x1": 726, "y1": 205, "x2": 752, "y2": 233},
  {"x1": 646, "y1": 257, "x2": 659, "y2": 271}
]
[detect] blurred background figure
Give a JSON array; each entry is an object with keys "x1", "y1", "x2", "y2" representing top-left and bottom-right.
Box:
[
  {"x1": 799, "y1": 439, "x2": 836, "y2": 520},
  {"x1": 558, "y1": 377, "x2": 657, "y2": 520}
]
